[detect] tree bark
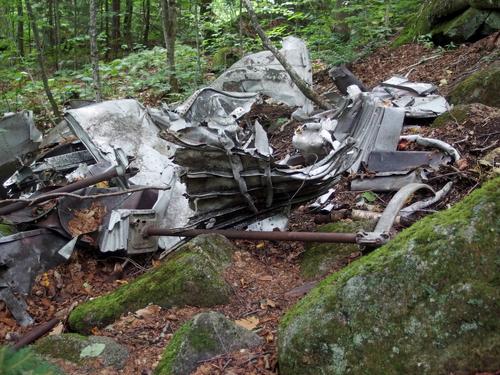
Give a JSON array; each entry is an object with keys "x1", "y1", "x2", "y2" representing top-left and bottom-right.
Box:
[
  {"x1": 54, "y1": 0, "x2": 60, "y2": 70},
  {"x1": 90, "y1": 0, "x2": 103, "y2": 101},
  {"x1": 160, "y1": 0, "x2": 178, "y2": 92},
  {"x1": 242, "y1": 0, "x2": 331, "y2": 110},
  {"x1": 123, "y1": 0, "x2": 133, "y2": 50},
  {"x1": 17, "y1": 0, "x2": 24, "y2": 57},
  {"x1": 142, "y1": 0, "x2": 150, "y2": 47},
  {"x1": 25, "y1": 0, "x2": 61, "y2": 120},
  {"x1": 104, "y1": 0, "x2": 110, "y2": 60},
  {"x1": 111, "y1": 0, "x2": 121, "y2": 58}
]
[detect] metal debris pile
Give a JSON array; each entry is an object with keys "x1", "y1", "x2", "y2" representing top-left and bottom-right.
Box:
[{"x1": 0, "y1": 37, "x2": 460, "y2": 325}]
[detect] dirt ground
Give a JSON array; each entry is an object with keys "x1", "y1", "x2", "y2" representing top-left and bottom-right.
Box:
[{"x1": 1, "y1": 34, "x2": 499, "y2": 374}]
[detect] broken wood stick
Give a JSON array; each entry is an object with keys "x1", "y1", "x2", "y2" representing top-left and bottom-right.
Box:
[{"x1": 242, "y1": 0, "x2": 331, "y2": 110}]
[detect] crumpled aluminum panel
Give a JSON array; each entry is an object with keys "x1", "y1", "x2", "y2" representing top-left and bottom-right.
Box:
[
  {"x1": 211, "y1": 36, "x2": 314, "y2": 116},
  {"x1": 65, "y1": 99, "x2": 194, "y2": 250},
  {"x1": 0, "y1": 111, "x2": 42, "y2": 194}
]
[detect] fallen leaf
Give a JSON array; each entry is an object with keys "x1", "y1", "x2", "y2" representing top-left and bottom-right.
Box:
[
  {"x1": 235, "y1": 316, "x2": 259, "y2": 330},
  {"x1": 457, "y1": 159, "x2": 469, "y2": 170},
  {"x1": 256, "y1": 242, "x2": 266, "y2": 250},
  {"x1": 134, "y1": 305, "x2": 161, "y2": 320},
  {"x1": 260, "y1": 298, "x2": 277, "y2": 309},
  {"x1": 257, "y1": 275, "x2": 273, "y2": 282},
  {"x1": 80, "y1": 343, "x2": 106, "y2": 358},
  {"x1": 49, "y1": 322, "x2": 64, "y2": 336}
]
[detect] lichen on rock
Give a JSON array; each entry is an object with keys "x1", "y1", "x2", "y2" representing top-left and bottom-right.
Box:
[
  {"x1": 68, "y1": 234, "x2": 235, "y2": 334},
  {"x1": 299, "y1": 219, "x2": 374, "y2": 280},
  {"x1": 155, "y1": 311, "x2": 262, "y2": 375},
  {"x1": 278, "y1": 177, "x2": 500, "y2": 374},
  {"x1": 33, "y1": 333, "x2": 129, "y2": 369}
]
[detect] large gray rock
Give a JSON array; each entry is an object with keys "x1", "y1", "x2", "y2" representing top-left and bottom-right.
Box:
[
  {"x1": 155, "y1": 312, "x2": 263, "y2": 375},
  {"x1": 33, "y1": 333, "x2": 129, "y2": 369},
  {"x1": 278, "y1": 177, "x2": 500, "y2": 374},
  {"x1": 69, "y1": 234, "x2": 235, "y2": 334}
]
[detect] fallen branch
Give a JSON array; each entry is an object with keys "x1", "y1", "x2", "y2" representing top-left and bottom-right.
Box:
[
  {"x1": 242, "y1": 0, "x2": 331, "y2": 110},
  {"x1": 0, "y1": 186, "x2": 170, "y2": 207},
  {"x1": 399, "y1": 54, "x2": 441, "y2": 76}
]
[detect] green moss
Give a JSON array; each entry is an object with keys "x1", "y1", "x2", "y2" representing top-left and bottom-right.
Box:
[
  {"x1": 0, "y1": 223, "x2": 16, "y2": 237},
  {"x1": 431, "y1": 104, "x2": 470, "y2": 127},
  {"x1": 69, "y1": 234, "x2": 234, "y2": 334},
  {"x1": 279, "y1": 177, "x2": 500, "y2": 374},
  {"x1": 300, "y1": 220, "x2": 375, "y2": 280},
  {"x1": 155, "y1": 321, "x2": 193, "y2": 375},
  {"x1": 449, "y1": 63, "x2": 500, "y2": 107},
  {"x1": 33, "y1": 334, "x2": 129, "y2": 369},
  {"x1": 34, "y1": 333, "x2": 87, "y2": 364},
  {"x1": 0, "y1": 345, "x2": 64, "y2": 375}
]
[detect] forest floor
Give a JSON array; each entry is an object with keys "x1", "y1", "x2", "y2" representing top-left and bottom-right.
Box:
[{"x1": 1, "y1": 34, "x2": 499, "y2": 374}]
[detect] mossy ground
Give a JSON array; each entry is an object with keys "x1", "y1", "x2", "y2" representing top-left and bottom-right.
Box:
[
  {"x1": 431, "y1": 104, "x2": 470, "y2": 127},
  {"x1": 279, "y1": 178, "x2": 500, "y2": 375},
  {"x1": 68, "y1": 235, "x2": 234, "y2": 334},
  {"x1": 299, "y1": 219, "x2": 375, "y2": 280},
  {"x1": 0, "y1": 345, "x2": 64, "y2": 375}
]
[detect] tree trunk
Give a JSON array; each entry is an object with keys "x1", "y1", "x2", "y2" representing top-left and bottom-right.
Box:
[
  {"x1": 90, "y1": 0, "x2": 103, "y2": 101},
  {"x1": 17, "y1": 0, "x2": 24, "y2": 57},
  {"x1": 25, "y1": 0, "x2": 61, "y2": 120},
  {"x1": 111, "y1": 0, "x2": 120, "y2": 58},
  {"x1": 160, "y1": 0, "x2": 178, "y2": 92},
  {"x1": 242, "y1": 0, "x2": 331, "y2": 110},
  {"x1": 54, "y1": 0, "x2": 60, "y2": 71},
  {"x1": 142, "y1": 0, "x2": 150, "y2": 47},
  {"x1": 333, "y1": 0, "x2": 350, "y2": 43},
  {"x1": 123, "y1": 0, "x2": 133, "y2": 50},
  {"x1": 105, "y1": 0, "x2": 110, "y2": 60}
]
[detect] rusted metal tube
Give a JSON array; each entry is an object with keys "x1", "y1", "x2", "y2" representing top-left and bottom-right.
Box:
[
  {"x1": 0, "y1": 167, "x2": 121, "y2": 216},
  {"x1": 144, "y1": 227, "x2": 358, "y2": 244},
  {"x1": 13, "y1": 318, "x2": 60, "y2": 349}
]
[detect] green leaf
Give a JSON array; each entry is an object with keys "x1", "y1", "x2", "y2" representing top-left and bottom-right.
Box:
[
  {"x1": 361, "y1": 191, "x2": 378, "y2": 203},
  {"x1": 80, "y1": 343, "x2": 106, "y2": 358}
]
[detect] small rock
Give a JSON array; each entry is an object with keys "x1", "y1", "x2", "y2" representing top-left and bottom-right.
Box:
[
  {"x1": 33, "y1": 333, "x2": 129, "y2": 369},
  {"x1": 155, "y1": 311, "x2": 263, "y2": 375}
]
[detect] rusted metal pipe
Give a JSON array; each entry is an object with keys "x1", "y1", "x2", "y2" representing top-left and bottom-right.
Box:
[
  {"x1": 144, "y1": 227, "x2": 358, "y2": 244},
  {"x1": 0, "y1": 167, "x2": 122, "y2": 216},
  {"x1": 13, "y1": 318, "x2": 60, "y2": 349}
]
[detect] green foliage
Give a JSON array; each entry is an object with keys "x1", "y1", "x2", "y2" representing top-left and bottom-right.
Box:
[
  {"x1": 0, "y1": 44, "x2": 204, "y2": 115},
  {"x1": 0, "y1": 345, "x2": 63, "y2": 375}
]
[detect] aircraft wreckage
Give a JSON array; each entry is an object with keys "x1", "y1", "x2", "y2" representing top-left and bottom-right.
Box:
[{"x1": 0, "y1": 37, "x2": 459, "y2": 325}]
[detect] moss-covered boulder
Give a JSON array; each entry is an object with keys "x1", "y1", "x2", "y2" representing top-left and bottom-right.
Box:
[
  {"x1": 394, "y1": 0, "x2": 499, "y2": 46},
  {"x1": 33, "y1": 334, "x2": 128, "y2": 369},
  {"x1": 448, "y1": 63, "x2": 500, "y2": 107},
  {"x1": 300, "y1": 220, "x2": 374, "y2": 280},
  {"x1": 278, "y1": 177, "x2": 500, "y2": 374},
  {"x1": 69, "y1": 234, "x2": 235, "y2": 334},
  {"x1": 432, "y1": 7, "x2": 491, "y2": 44},
  {"x1": 0, "y1": 345, "x2": 64, "y2": 375},
  {"x1": 155, "y1": 311, "x2": 262, "y2": 375},
  {"x1": 468, "y1": 0, "x2": 500, "y2": 10}
]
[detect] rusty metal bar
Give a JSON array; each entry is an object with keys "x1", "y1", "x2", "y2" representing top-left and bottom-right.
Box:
[
  {"x1": 144, "y1": 227, "x2": 358, "y2": 244},
  {"x1": 13, "y1": 318, "x2": 60, "y2": 349},
  {"x1": 0, "y1": 167, "x2": 122, "y2": 216}
]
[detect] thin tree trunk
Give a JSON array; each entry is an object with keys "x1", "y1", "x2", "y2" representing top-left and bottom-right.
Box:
[
  {"x1": 123, "y1": 0, "x2": 133, "y2": 50},
  {"x1": 25, "y1": 0, "x2": 61, "y2": 120},
  {"x1": 54, "y1": 0, "x2": 60, "y2": 71},
  {"x1": 73, "y1": 0, "x2": 78, "y2": 69},
  {"x1": 90, "y1": 0, "x2": 102, "y2": 101},
  {"x1": 160, "y1": 0, "x2": 178, "y2": 92},
  {"x1": 239, "y1": 0, "x2": 243, "y2": 57},
  {"x1": 142, "y1": 0, "x2": 150, "y2": 47},
  {"x1": 105, "y1": 0, "x2": 110, "y2": 59},
  {"x1": 17, "y1": 0, "x2": 24, "y2": 57},
  {"x1": 111, "y1": 0, "x2": 121, "y2": 58},
  {"x1": 242, "y1": 0, "x2": 331, "y2": 110},
  {"x1": 194, "y1": 2, "x2": 201, "y2": 83}
]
